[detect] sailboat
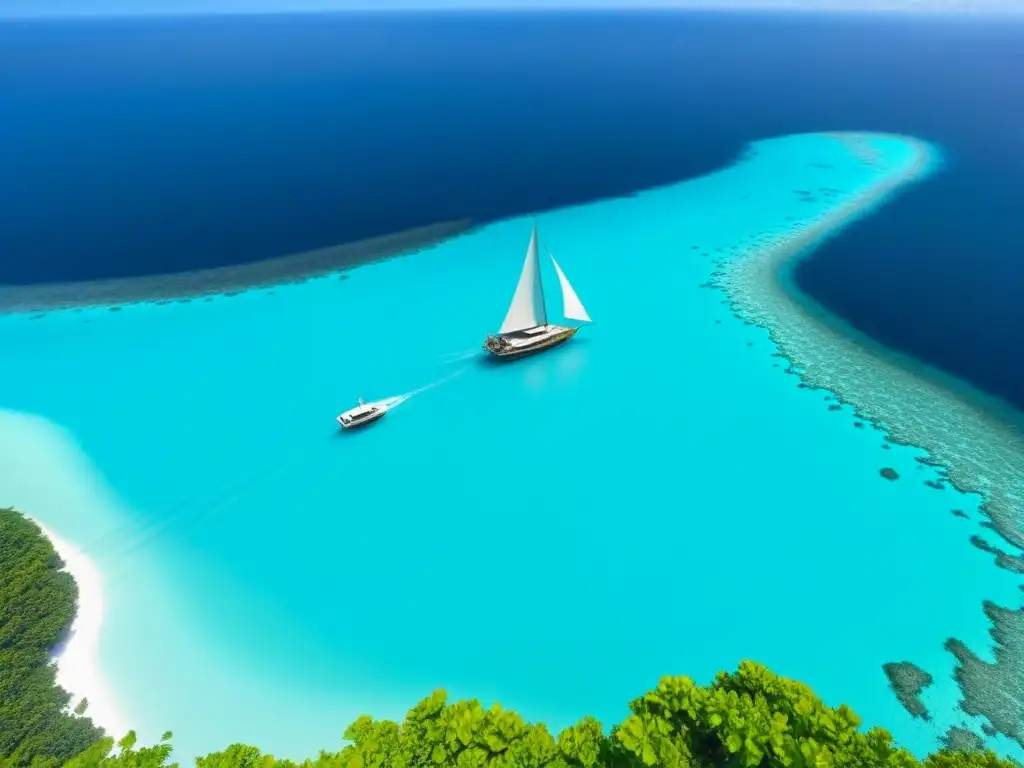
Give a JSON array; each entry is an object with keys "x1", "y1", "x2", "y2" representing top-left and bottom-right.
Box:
[{"x1": 483, "y1": 221, "x2": 592, "y2": 360}]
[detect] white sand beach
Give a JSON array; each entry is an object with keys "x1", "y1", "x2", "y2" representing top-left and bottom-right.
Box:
[
  {"x1": 0, "y1": 409, "x2": 131, "y2": 741},
  {"x1": 34, "y1": 518, "x2": 131, "y2": 742}
]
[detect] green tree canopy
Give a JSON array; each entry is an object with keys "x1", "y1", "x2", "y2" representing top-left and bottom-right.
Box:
[
  {"x1": 614, "y1": 661, "x2": 920, "y2": 768},
  {"x1": 0, "y1": 508, "x2": 1018, "y2": 768},
  {"x1": 0, "y1": 508, "x2": 104, "y2": 768},
  {"x1": 85, "y1": 665, "x2": 1011, "y2": 768}
]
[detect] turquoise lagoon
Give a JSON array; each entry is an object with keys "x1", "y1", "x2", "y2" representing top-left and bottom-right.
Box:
[{"x1": 0, "y1": 132, "x2": 1019, "y2": 762}]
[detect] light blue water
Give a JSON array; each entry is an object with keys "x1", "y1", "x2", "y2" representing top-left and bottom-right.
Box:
[{"x1": 0, "y1": 132, "x2": 1016, "y2": 762}]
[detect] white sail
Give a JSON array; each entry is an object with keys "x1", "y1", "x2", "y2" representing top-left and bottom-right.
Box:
[
  {"x1": 499, "y1": 222, "x2": 548, "y2": 334},
  {"x1": 548, "y1": 251, "x2": 591, "y2": 324}
]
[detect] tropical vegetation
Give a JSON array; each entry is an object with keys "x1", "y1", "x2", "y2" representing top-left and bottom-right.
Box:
[
  {"x1": 1, "y1": 507, "x2": 1017, "y2": 768},
  {"x1": 0, "y1": 508, "x2": 104, "y2": 768}
]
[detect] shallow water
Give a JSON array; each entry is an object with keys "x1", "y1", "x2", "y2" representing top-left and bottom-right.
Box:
[{"x1": 0, "y1": 131, "x2": 1017, "y2": 762}]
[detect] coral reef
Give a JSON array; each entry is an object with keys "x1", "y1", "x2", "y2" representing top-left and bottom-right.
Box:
[
  {"x1": 946, "y1": 601, "x2": 1024, "y2": 749},
  {"x1": 882, "y1": 661, "x2": 934, "y2": 721}
]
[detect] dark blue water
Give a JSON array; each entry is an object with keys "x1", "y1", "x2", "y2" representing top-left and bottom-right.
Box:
[{"x1": 1, "y1": 11, "x2": 1022, "y2": 408}]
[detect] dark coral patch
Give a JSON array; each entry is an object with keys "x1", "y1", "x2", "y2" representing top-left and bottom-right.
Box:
[
  {"x1": 882, "y1": 662, "x2": 933, "y2": 721},
  {"x1": 946, "y1": 602, "x2": 1024, "y2": 749},
  {"x1": 969, "y1": 536, "x2": 1024, "y2": 574},
  {"x1": 941, "y1": 726, "x2": 984, "y2": 753}
]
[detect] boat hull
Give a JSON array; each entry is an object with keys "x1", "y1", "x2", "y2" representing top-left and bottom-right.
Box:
[
  {"x1": 338, "y1": 409, "x2": 387, "y2": 430},
  {"x1": 484, "y1": 325, "x2": 579, "y2": 360}
]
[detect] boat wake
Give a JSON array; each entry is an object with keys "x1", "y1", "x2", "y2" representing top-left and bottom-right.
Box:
[
  {"x1": 412, "y1": 365, "x2": 469, "y2": 395},
  {"x1": 436, "y1": 347, "x2": 480, "y2": 364},
  {"x1": 370, "y1": 366, "x2": 469, "y2": 410},
  {"x1": 374, "y1": 393, "x2": 412, "y2": 409},
  {"x1": 95, "y1": 367, "x2": 470, "y2": 566},
  {"x1": 98, "y1": 442, "x2": 326, "y2": 569}
]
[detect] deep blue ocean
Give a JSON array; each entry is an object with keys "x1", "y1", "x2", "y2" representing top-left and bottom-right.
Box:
[
  {"x1": 5, "y1": 12, "x2": 1024, "y2": 760},
  {"x1": 1, "y1": 10, "x2": 1022, "y2": 408}
]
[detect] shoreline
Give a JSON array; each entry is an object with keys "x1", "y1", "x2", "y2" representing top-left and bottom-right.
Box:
[
  {"x1": 1, "y1": 131, "x2": 1018, "y2": 758},
  {"x1": 0, "y1": 218, "x2": 474, "y2": 315},
  {"x1": 715, "y1": 132, "x2": 1024, "y2": 750},
  {"x1": 30, "y1": 517, "x2": 130, "y2": 741},
  {"x1": 717, "y1": 131, "x2": 1024, "y2": 542}
]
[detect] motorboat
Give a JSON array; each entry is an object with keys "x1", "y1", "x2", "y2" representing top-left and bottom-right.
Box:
[{"x1": 337, "y1": 398, "x2": 388, "y2": 430}]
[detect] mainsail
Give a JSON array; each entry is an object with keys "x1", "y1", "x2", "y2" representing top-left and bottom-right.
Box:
[
  {"x1": 499, "y1": 222, "x2": 548, "y2": 334},
  {"x1": 548, "y1": 250, "x2": 591, "y2": 324}
]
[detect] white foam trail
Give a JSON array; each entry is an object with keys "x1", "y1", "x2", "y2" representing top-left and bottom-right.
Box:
[
  {"x1": 369, "y1": 366, "x2": 469, "y2": 411},
  {"x1": 123, "y1": 367, "x2": 472, "y2": 556},
  {"x1": 374, "y1": 393, "x2": 412, "y2": 409},
  {"x1": 411, "y1": 366, "x2": 469, "y2": 396},
  {"x1": 436, "y1": 347, "x2": 480, "y2": 364}
]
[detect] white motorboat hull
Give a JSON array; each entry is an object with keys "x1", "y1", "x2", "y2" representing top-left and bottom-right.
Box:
[{"x1": 337, "y1": 407, "x2": 387, "y2": 430}]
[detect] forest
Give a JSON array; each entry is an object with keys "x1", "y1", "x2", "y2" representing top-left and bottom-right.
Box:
[
  {"x1": 0, "y1": 507, "x2": 1016, "y2": 768},
  {"x1": 0, "y1": 508, "x2": 104, "y2": 767}
]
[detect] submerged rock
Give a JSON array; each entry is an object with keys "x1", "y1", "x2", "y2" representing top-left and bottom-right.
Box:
[
  {"x1": 882, "y1": 661, "x2": 934, "y2": 721},
  {"x1": 880, "y1": 467, "x2": 899, "y2": 480},
  {"x1": 969, "y1": 536, "x2": 1024, "y2": 574},
  {"x1": 946, "y1": 602, "x2": 1024, "y2": 749},
  {"x1": 941, "y1": 726, "x2": 985, "y2": 753}
]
